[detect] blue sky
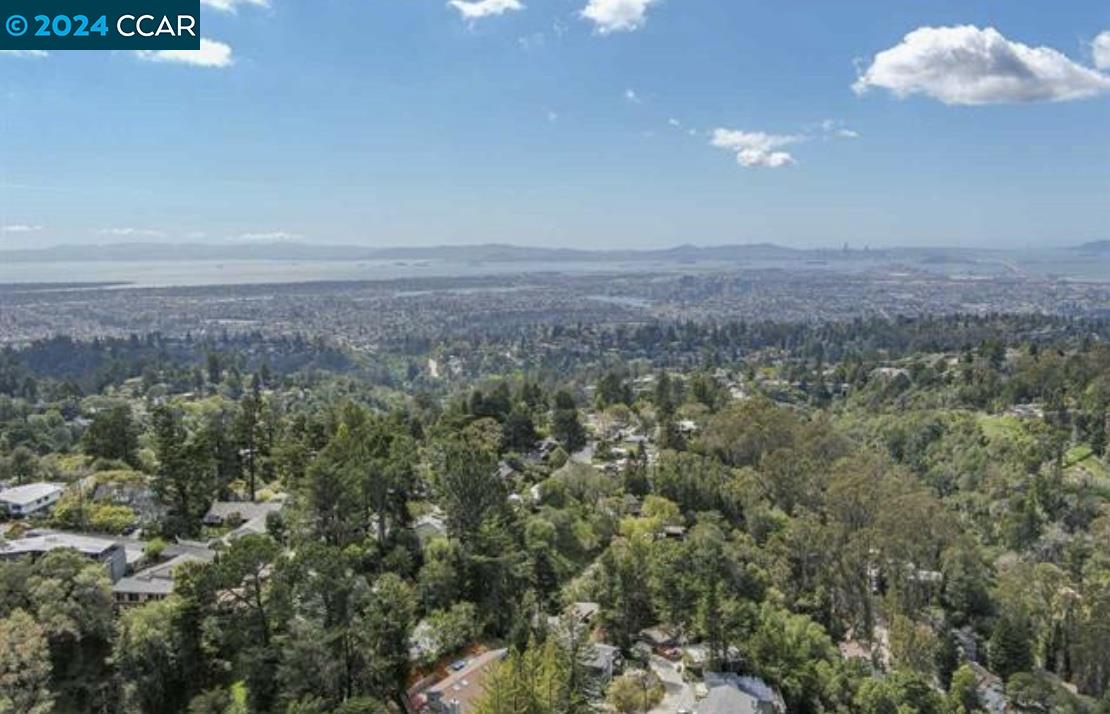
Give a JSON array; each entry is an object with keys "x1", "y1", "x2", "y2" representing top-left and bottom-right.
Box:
[{"x1": 1, "y1": 0, "x2": 1108, "y2": 249}]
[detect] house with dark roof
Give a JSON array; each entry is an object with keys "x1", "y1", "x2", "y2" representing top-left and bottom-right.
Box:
[
  {"x1": 112, "y1": 551, "x2": 215, "y2": 607},
  {"x1": 583, "y1": 643, "x2": 621, "y2": 695}
]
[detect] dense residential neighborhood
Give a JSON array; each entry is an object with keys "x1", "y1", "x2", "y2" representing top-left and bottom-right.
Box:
[{"x1": 0, "y1": 311, "x2": 1109, "y2": 713}]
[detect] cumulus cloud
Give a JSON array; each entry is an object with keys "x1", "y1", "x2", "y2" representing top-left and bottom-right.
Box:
[
  {"x1": 1, "y1": 224, "x2": 43, "y2": 233},
  {"x1": 200, "y1": 0, "x2": 268, "y2": 12},
  {"x1": 624, "y1": 88, "x2": 641, "y2": 103},
  {"x1": 136, "y1": 38, "x2": 233, "y2": 67},
  {"x1": 0, "y1": 50, "x2": 48, "y2": 58},
  {"x1": 1094, "y1": 31, "x2": 1110, "y2": 71},
  {"x1": 448, "y1": 0, "x2": 523, "y2": 20},
  {"x1": 853, "y1": 25, "x2": 1110, "y2": 105},
  {"x1": 581, "y1": 0, "x2": 658, "y2": 35},
  {"x1": 710, "y1": 129, "x2": 801, "y2": 168}
]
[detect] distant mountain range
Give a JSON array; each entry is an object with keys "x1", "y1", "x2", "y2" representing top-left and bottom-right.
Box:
[
  {"x1": 0, "y1": 241, "x2": 1000, "y2": 264},
  {"x1": 1076, "y1": 240, "x2": 1110, "y2": 255},
  {"x1": 0, "y1": 241, "x2": 799, "y2": 263}
]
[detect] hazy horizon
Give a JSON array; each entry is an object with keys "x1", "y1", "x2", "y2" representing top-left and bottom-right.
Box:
[{"x1": 0, "y1": 237, "x2": 1100, "y2": 255}]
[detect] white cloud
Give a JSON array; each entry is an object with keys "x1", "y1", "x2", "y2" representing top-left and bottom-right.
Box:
[
  {"x1": 135, "y1": 38, "x2": 233, "y2": 68},
  {"x1": 448, "y1": 0, "x2": 523, "y2": 20},
  {"x1": 1094, "y1": 32, "x2": 1110, "y2": 71},
  {"x1": 1, "y1": 224, "x2": 43, "y2": 233},
  {"x1": 200, "y1": 0, "x2": 268, "y2": 12},
  {"x1": 710, "y1": 129, "x2": 801, "y2": 168},
  {"x1": 668, "y1": 118, "x2": 681, "y2": 127},
  {"x1": 581, "y1": 0, "x2": 658, "y2": 35},
  {"x1": 0, "y1": 50, "x2": 48, "y2": 58},
  {"x1": 853, "y1": 25, "x2": 1110, "y2": 105},
  {"x1": 518, "y1": 32, "x2": 545, "y2": 50},
  {"x1": 818, "y1": 118, "x2": 860, "y2": 139},
  {"x1": 624, "y1": 88, "x2": 641, "y2": 103},
  {"x1": 546, "y1": 109, "x2": 559, "y2": 123},
  {"x1": 99, "y1": 227, "x2": 167, "y2": 238},
  {"x1": 234, "y1": 231, "x2": 299, "y2": 241}
]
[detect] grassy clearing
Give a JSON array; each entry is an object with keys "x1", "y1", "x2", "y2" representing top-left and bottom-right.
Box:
[
  {"x1": 977, "y1": 414, "x2": 1026, "y2": 443},
  {"x1": 1061, "y1": 442, "x2": 1110, "y2": 499}
]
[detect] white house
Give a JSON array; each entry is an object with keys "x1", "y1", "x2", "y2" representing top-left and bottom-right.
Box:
[{"x1": 0, "y1": 483, "x2": 64, "y2": 517}]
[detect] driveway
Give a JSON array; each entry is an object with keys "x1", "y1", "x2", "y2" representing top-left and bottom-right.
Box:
[{"x1": 648, "y1": 654, "x2": 696, "y2": 714}]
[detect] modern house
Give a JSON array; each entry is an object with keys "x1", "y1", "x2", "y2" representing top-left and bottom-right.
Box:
[
  {"x1": 0, "y1": 482, "x2": 65, "y2": 517},
  {"x1": 112, "y1": 552, "x2": 213, "y2": 606},
  {"x1": 0, "y1": 532, "x2": 127, "y2": 582}
]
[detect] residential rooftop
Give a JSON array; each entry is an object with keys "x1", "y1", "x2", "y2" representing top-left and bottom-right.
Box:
[
  {"x1": 422, "y1": 648, "x2": 507, "y2": 713},
  {"x1": 698, "y1": 673, "x2": 784, "y2": 714},
  {"x1": 0, "y1": 532, "x2": 119, "y2": 557},
  {"x1": 113, "y1": 552, "x2": 214, "y2": 597},
  {"x1": 203, "y1": 500, "x2": 284, "y2": 524},
  {"x1": 0, "y1": 482, "x2": 64, "y2": 507}
]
